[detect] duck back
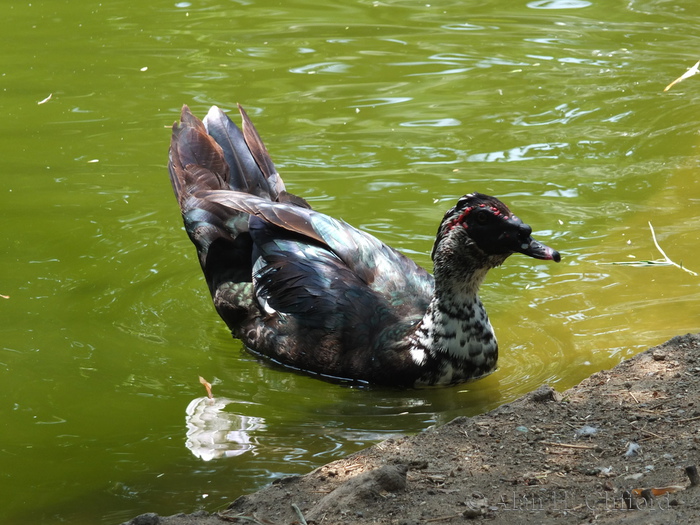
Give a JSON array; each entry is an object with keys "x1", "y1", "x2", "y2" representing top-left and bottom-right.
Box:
[{"x1": 168, "y1": 105, "x2": 435, "y2": 385}]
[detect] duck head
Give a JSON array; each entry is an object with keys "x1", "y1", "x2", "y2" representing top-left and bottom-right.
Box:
[{"x1": 431, "y1": 192, "x2": 560, "y2": 276}]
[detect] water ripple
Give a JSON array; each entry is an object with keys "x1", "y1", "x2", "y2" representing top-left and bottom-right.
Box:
[
  {"x1": 354, "y1": 97, "x2": 412, "y2": 107},
  {"x1": 513, "y1": 104, "x2": 600, "y2": 126},
  {"x1": 289, "y1": 61, "x2": 353, "y2": 74},
  {"x1": 528, "y1": 0, "x2": 592, "y2": 8},
  {"x1": 400, "y1": 118, "x2": 461, "y2": 128},
  {"x1": 441, "y1": 22, "x2": 494, "y2": 31}
]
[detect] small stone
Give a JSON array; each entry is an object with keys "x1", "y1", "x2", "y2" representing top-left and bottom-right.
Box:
[
  {"x1": 463, "y1": 507, "x2": 482, "y2": 519},
  {"x1": 127, "y1": 513, "x2": 160, "y2": 525},
  {"x1": 652, "y1": 350, "x2": 666, "y2": 361},
  {"x1": 575, "y1": 425, "x2": 598, "y2": 438},
  {"x1": 529, "y1": 385, "x2": 562, "y2": 403},
  {"x1": 272, "y1": 474, "x2": 301, "y2": 485},
  {"x1": 625, "y1": 442, "x2": 642, "y2": 457}
]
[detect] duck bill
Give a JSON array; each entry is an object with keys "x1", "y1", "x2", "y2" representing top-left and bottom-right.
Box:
[{"x1": 517, "y1": 238, "x2": 561, "y2": 262}]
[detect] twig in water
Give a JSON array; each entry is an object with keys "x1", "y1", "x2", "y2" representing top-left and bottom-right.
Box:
[
  {"x1": 648, "y1": 221, "x2": 697, "y2": 276},
  {"x1": 665, "y1": 60, "x2": 700, "y2": 92},
  {"x1": 604, "y1": 222, "x2": 697, "y2": 276}
]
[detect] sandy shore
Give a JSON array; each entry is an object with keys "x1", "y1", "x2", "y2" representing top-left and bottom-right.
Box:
[{"x1": 123, "y1": 333, "x2": 700, "y2": 525}]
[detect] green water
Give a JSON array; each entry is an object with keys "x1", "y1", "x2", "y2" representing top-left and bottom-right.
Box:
[{"x1": 2, "y1": 0, "x2": 700, "y2": 522}]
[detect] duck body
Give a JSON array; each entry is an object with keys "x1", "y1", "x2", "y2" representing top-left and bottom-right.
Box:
[{"x1": 168, "y1": 105, "x2": 560, "y2": 388}]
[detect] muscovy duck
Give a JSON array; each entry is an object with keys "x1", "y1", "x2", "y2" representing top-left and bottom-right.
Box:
[{"x1": 168, "y1": 105, "x2": 560, "y2": 387}]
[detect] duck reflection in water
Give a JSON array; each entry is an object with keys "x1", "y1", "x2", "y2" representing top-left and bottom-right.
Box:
[{"x1": 185, "y1": 377, "x2": 264, "y2": 461}]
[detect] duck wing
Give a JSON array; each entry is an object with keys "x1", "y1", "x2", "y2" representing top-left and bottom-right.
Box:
[
  {"x1": 202, "y1": 189, "x2": 434, "y2": 316},
  {"x1": 204, "y1": 191, "x2": 433, "y2": 381}
]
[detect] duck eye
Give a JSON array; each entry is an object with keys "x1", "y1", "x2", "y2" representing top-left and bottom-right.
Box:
[{"x1": 475, "y1": 210, "x2": 488, "y2": 224}]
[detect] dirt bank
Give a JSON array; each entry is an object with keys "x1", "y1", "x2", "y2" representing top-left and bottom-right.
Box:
[{"x1": 124, "y1": 333, "x2": 700, "y2": 525}]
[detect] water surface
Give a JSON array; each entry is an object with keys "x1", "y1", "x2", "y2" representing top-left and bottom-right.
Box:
[{"x1": 2, "y1": 0, "x2": 700, "y2": 522}]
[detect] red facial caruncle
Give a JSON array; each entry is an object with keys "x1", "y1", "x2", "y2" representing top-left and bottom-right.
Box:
[{"x1": 447, "y1": 204, "x2": 511, "y2": 231}]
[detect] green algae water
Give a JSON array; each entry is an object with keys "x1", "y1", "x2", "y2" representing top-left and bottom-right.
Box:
[{"x1": 2, "y1": 0, "x2": 700, "y2": 522}]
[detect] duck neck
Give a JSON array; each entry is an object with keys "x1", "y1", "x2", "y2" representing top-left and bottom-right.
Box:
[{"x1": 408, "y1": 264, "x2": 499, "y2": 384}]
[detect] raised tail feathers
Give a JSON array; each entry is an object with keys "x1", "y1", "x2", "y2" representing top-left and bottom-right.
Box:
[
  {"x1": 169, "y1": 104, "x2": 310, "y2": 210},
  {"x1": 167, "y1": 104, "x2": 312, "y2": 299}
]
